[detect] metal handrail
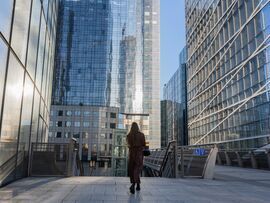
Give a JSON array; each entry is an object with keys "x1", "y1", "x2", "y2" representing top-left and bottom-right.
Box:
[
  {"x1": 159, "y1": 140, "x2": 177, "y2": 176},
  {"x1": 0, "y1": 154, "x2": 17, "y2": 171},
  {"x1": 0, "y1": 150, "x2": 25, "y2": 184},
  {"x1": 144, "y1": 143, "x2": 218, "y2": 179}
]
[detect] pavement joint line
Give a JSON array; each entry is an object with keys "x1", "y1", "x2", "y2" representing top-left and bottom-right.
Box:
[{"x1": 62, "y1": 185, "x2": 78, "y2": 202}]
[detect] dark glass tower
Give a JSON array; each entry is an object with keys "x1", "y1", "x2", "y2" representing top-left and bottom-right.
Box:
[
  {"x1": 51, "y1": 0, "x2": 160, "y2": 149},
  {"x1": 53, "y1": 0, "x2": 112, "y2": 106},
  {"x1": 163, "y1": 48, "x2": 188, "y2": 146}
]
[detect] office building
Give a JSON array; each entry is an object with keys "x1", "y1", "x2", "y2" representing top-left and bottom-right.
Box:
[
  {"x1": 186, "y1": 0, "x2": 270, "y2": 148},
  {"x1": 50, "y1": 0, "x2": 160, "y2": 166},
  {"x1": 0, "y1": 0, "x2": 58, "y2": 185},
  {"x1": 162, "y1": 48, "x2": 188, "y2": 146},
  {"x1": 160, "y1": 100, "x2": 171, "y2": 148}
]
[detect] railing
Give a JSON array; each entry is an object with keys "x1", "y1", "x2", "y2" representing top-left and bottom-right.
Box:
[
  {"x1": 217, "y1": 147, "x2": 270, "y2": 170},
  {"x1": 29, "y1": 139, "x2": 83, "y2": 177},
  {"x1": 160, "y1": 141, "x2": 178, "y2": 177},
  {"x1": 0, "y1": 142, "x2": 18, "y2": 166},
  {"x1": 0, "y1": 143, "x2": 25, "y2": 187},
  {"x1": 144, "y1": 141, "x2": 218, "y2": 179}
]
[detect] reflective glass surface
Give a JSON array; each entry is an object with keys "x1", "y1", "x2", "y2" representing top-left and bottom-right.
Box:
[
  {"x1": 0, "y1": 0, "x2": 14, "y2": 40},
  {"x1": 0, "y1": 0, "x2": 59, "y2": 186},
  {"x1": 31, "y1": 89, "x2": 40, "y2": 143},
  {"x1": 35, "y1": 15, "x2": 46, "y2": 90},
  {"x1": 11, "y1": 0, "x2": 32, "y2": 64},
  {"x1": 0, "y1": 39, "x2": 8, "y2": 120},
  {"x1": 26, "y1": 0, "x2": 41, "y2": 79},
  {"x1": 163, "y1": 48, "x2": 187, "y2": 146},
  {"x1": 1, "y1": 53, "x2": 24, "y2": 142},
  {"x1": 19, "y1": 74, "x2": 34, "y2": 151},
  {"x1": 52, "y1": 0, "x2": 160, "y2": 148},
  {"x1": 186, "y1": 0, "x2": 270, "y2": 148}
]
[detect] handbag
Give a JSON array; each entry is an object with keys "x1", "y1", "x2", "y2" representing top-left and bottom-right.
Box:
[{"x1": 143, "y1": 148, "x2": 151, "y2": 156}]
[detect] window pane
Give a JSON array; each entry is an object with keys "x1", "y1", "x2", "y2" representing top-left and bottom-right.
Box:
[
  {"x1": 31, "y1": 89, "x2": 40, "y2": 143},
  {"x1": 35, "y1": 15, "x2": 46, "y2": 90},
  {"x1": 1, "y1": 53, "x2": 24, "y2": 142},
  {"x1": 11, "y1": 0, "x2": 32, "y2": 64},
  {"x1": 43, "y1": 0, "x2": 49, "y2": 19},
  {"x1": 19, "y1": 74, "x2": 34, "y2": 151},
  {"x1": 16, "y1": 74, "x2": 34, "y2": 179},
  {"x1": 0, "y1": 39, "x2": 8, "y2": 119},
  {"x1": 0, "y1": 0, "x2": 14, "y2": 40},
  {"x1": 41, "y1": 34, "x2": 50, "y2": 99},
  {"x1": 37, "y1": 116, "x2": 43, "y2": 142},
  {"x1": 26, "y1": 0, "x2": 41, "y2": 79}
]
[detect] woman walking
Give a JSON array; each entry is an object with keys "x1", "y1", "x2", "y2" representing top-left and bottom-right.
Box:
[{"x1": 127, "y1": 122, "x2": 146, "y2": 194}]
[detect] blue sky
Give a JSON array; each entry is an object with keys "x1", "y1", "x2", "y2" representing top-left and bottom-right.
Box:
[{"x1": 160, "y1": 0, "x2": 186, "y2": 99}]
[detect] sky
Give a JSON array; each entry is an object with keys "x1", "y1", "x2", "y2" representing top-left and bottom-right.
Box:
[{"x1": 160, "y1": 0, "x2": 186, "y2": 99}]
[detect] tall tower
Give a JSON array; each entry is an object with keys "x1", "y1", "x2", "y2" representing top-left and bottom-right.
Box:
[
  {"x1": 186, "y1": 0, "x2": 270, "y2": 148},
  {"x1": 50, "y1": 0, "x2": 160, "y2": 162}
]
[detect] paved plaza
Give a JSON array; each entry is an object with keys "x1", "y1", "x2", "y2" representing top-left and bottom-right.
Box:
[{"x1": 0, "y1": 166, "x2": 269, "y2": 203}]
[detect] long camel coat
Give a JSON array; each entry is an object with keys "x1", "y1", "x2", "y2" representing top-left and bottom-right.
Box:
[{"x1": 127, "y1": 132, "x2": 146, "y2": 184}]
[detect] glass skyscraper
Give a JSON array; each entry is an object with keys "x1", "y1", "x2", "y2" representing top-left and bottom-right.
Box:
[
  {"x1": 163, "y1": 48, "x2": 188, "y2": 146},
  {"x1": 186, "y1": 0, "x2": 270, "y2": 148},
  {"x1": 51, "y1": 0, "x2": 160, "y2": 154},
  {"x1": 0, "y1": 0, "x2": 58, "y2": 186}
]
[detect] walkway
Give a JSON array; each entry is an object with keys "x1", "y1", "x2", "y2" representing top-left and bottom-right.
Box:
[{"x1": 0, "y1": 166, "x2": 269, "y2": 203}]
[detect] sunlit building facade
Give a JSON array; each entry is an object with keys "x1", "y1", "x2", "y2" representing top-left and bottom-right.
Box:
[
  {"x1": 50, "y1": 0, "x2": 160, "y2": 164},
  {"x1": 186, "y1": 0, "x2": 270, "y2": 148},
  {"x1": 0, "y1": 0, "x2": 58, "y2": 185}
]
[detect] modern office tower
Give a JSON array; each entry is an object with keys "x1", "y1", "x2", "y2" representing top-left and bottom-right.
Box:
[
  {"x1": 163, "y1": 48, "x2": 188, "y2": 146},
  {"x1": 0, "y1": 0, "x2": 58, "y2": 186},
  {"x1": 186, "y1": 0, "x2": 270, "y2": 148},
  {"x1": 160, "y1": 100, "x2": 171, "y2": 148},
  {"x1": 50, "y1": 0, "x2": 160, "y2": 166}
]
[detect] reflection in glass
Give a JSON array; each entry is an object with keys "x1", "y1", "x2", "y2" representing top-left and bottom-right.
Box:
[
  {"x1": 0, "y1": 0, "x2": 14, "y2": 41},
  {"x1": 19, "y1": 75, "x2": 34, "y2": 151},
  {"x1": 11, "y1": 0, "x2": 32, "y2": 64},
  {"x1": 36, "y1": 15, "x2": 46, "y2": 91},
  {"x1": 31, "y1": 89, "x2": 41, "y2": 143},
  {"x1": 0, "y1": 0, "x2": 59, "y2": 186},
  {"x1": 0, "y1": 39, "x2": 8, "y2": 120},
  {"x1": 1, "y1": 53, "x2": 24, "y2": 142},
  {"x1": 26, "y1": 0, "x2": 41, "y2": 79}
]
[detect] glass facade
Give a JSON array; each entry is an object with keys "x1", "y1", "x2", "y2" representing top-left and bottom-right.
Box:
[
  {"x1": 160, "y1": 100, "x2": 171, "y2": 148},
  {"x1": 0, "y1": 0, "x2": 58, "y2": 186},
  {"x1": 163, "y1": 48, "x2": 188, "y2": 146},
  {"x1": 49, "y1": 106, "x2": 119, "y2": 164},
  {"x1": 49, "y1": 106, "x2": 149, "y2": 175},
  {"x1": 186, "y1": 0, "x2": 270, "y2": 148},
  {"x1": 52, "y1": 0, "x2": 160, "y2": 148}
]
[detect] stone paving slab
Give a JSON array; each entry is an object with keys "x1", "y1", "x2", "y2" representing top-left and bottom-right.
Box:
[{"x1": 0, "y1": 166, "x2": 269, "y2": 203}]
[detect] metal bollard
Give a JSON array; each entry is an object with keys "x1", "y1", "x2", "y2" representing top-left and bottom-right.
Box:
[
  {"x1": 225, "y1": 151, "x2": 232, "y2": 166},
  {"x1": 236, "y1": 152, "x2": 243, "y2": 167},
  {"x1": 180, "y1": 146, "x2": 184, "y2": 178},
  {"x1": 174, "y1": 142, "x2": 178, "y2": 178},
  {"x1": 250, "y1": 151, "x2": 258, "y2": 169},
  {"x1": 267, "y1": 150, "x2": 270, "y2": 170}
]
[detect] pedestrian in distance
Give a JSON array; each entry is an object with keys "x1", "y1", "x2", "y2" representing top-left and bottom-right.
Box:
[{"x1": 126, "y1": 122, "x2": 146, "y2": 194}]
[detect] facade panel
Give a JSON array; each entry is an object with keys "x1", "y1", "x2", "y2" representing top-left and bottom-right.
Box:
[
  {"x1": 0, "y1": 0, "x2": 58, "y2": 186},
  {"x1": 186, "y1": 0, "x2": 270, "y2": 148}
]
